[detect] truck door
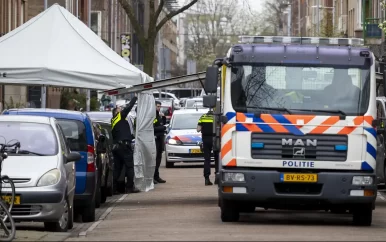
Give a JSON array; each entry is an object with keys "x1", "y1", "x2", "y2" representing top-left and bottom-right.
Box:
[{"x1": 376, "y1": 99, "x2": 386, "y2": 184}]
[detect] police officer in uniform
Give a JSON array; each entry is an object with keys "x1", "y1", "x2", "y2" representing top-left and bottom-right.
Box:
[
  {"x1": 111, "y1": 95, "x2": 140, "y2": 194},
  {"x1": 197, "y1": 110, "x2": 219, "y2": 185},
  {"x1": 153, "y1": 101, "x2": 167, "y2": 184}
]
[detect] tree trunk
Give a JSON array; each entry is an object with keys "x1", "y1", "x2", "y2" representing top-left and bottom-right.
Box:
[{"x1": 143, "y1": 36, "x2": 156, "y2": 77}]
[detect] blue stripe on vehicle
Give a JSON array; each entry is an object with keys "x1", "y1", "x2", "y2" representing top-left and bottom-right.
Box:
[
  {"x1": 225, "y1": 112, "x2": 236, "y2": 123},
  {"x1": 252, "y1": 117, "x2": 276, "y2": 133},
  {"x1": 366, "y1": 142, "x2": 376, "y2": 160},
  {"x1": 364, "y1": 127, "x2": 377, "y2": 139},
  {"x1": 271, "y1": 114, "x2": 304, "y2": 135},
  {"x1": 361, "y1": 161, "x2": 374, "y2": 171},
  {"x1": 235, "y1": 123, "x2": 249, "y2": 131}
]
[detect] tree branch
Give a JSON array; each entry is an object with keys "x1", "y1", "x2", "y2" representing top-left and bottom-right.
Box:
[
  {"x1": 118, "y1": 0, "x2": 146, "y2": 45},
  {"x1": 154, "y1": 0, "x2": 165, "y2": 23},
  {"x1": 156, "y1": 0, "x2": 199, "y2": 33}
]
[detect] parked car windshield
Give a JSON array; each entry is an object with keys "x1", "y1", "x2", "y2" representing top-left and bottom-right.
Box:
[
  {"x1": 171, "y1": 113, "x2": 203, "y2": 130},
  {"x1": 57, "y1": 119, "x2": 88, "y2": 152},
  {"x1": 87, "y1": 112, "x2": 112, "y2": 122},
  {"x1": 0, "y1": 122, "x2": 58, "y2": 156},
  {"x1": 185, "y1": 99, "x2": 203, "y2": 108}
]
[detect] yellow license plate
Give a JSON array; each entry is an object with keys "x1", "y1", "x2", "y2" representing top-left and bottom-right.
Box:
[
  {"x1": 190, "y1": 149, "x2": 202, "y2": 154},
  {"x1": 281, "y1": 173, "x2": 318, "y2": 183},
  {"x1": 2, "y1": 196, "x2": 20, "y2": 205}
]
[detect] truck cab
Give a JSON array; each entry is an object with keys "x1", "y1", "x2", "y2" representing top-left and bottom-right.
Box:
[{"x1": 203, "y1": 36, "x2": 385, "y2": 226}]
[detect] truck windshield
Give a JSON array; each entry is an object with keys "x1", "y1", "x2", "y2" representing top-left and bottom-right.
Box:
[{"x1": 230, "y1": 65, "x2": 370, "y2": 116}]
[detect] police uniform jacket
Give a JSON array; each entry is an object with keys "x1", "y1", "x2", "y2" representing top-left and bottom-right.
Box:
[
  {"x1": 154, "y1": 111, "x2": 166, "y2": 138},
  {"x1": 111, "y1": 97, "x2": 137, "y2": 143},
  {"x1": 198, "y1": 113, "x2": 214, "y2": 137}
]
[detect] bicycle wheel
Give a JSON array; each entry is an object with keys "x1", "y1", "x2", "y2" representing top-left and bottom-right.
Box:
[
  {"x1": 1, "y1": 176, "x2": 15, "y2": 212},
  {"x1": 0, "y1": 200, "x2": 15, "y2": 241}
]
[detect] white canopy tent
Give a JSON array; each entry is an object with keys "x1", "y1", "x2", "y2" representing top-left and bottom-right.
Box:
[{"x1": 0, "y1": 4, "x2": 152, "y2": 90}]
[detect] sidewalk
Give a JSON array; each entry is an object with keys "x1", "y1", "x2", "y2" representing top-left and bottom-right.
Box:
[{"x1": 66, "y1": 165, "x2": 218, "y2": 241}]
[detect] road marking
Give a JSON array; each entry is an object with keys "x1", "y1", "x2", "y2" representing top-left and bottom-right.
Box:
[
  {"x1": 378, "y1": 191, "x2": 386, "y2": 201},
  {"x1": 78, "y1": 194, "x2": 128, "y2": 237}
]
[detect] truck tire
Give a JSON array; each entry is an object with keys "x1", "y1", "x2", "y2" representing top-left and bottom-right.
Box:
[
  {"x1": 220, "y1": 199, "x2": 239, "y2": 222},
  {"x1": 352, "y1": 205, "x2": 372, "y2": 226},
  {"x1": 239, "y1": 206, "x2": 255, "y2": 213}
]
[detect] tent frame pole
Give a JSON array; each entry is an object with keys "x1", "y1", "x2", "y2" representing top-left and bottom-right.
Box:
[{"x1": 41, "y1": 0, "x2": 48, "y2": 109}]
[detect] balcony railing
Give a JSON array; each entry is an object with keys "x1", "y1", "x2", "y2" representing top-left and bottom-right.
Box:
[{"x1": 364, "y1": 18, "x2": 383, "y2": 38}]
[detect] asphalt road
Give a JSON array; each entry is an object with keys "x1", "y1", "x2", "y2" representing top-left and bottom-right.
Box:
[{"x1": 13, "y1": 157, "x2": 386, "y2": 241}]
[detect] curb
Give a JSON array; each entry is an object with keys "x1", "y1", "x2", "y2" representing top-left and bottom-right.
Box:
[{"x1": 78, "y1": 194, "x2": 128, "y2": 237}]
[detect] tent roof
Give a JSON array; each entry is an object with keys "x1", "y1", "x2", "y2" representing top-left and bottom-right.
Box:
[{"x1": 0, "y1": 4, "x2": 152, "y2": 90}]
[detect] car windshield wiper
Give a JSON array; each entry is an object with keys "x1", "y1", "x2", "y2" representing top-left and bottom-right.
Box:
[
  {"x1": 246, "y1": 106, "x2": 292, "y2": 115},
  {"x1": 291, "y1": 109, "x2": 346, "y2": 117},
  {"x1": 9, "y1": 150, "x2": 45, "y2": 156}
]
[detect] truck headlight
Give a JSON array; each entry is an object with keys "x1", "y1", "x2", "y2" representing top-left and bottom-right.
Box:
[
  {"x1": 37, "y1": 169, "x2": 61, "y2": 187},
  {"x1": 223, "y1": 173, "x2": 245, "y2": 182},
  {"x1": 352, "y1": 176, "x2": 373, "y2": 185}
]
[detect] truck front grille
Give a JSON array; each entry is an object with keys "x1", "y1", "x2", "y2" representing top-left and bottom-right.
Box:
[{"x1": 251, "y1": 133, "x2": 348, "y2": 161}]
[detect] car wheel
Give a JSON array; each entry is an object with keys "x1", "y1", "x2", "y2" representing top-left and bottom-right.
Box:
[
  {"x1": 165, "y1": 159, "x2": 174, "y2": 168},
  {"x1": 44, "y1": 196, "x2": 70, "y2": 232},
  {"x1": 101, "y1": 187, "x2": 107, "y2": 204},
  {"x1": 81, "y1": 198, "x2": 96, "y2": 222},
  {"x1": 352, "y1": 204, "x2": 372, "y2": 226},
  {"x1": 106, "y1": 167, "x2": 114, "y2": 196},
  {"x1": 68, "y1": 198, "x2": 74, "y2": 229},
  {"x1": 95, "y1": 181, "x2": 101, "y2": 208}
]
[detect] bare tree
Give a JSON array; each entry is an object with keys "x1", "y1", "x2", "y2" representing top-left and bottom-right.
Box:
[
  {"x1": 186, "y1": 0, "x2": 260, "y2": 72},
  {"x1": 261, "y1": 0, "x2": 290, "y2": 36},
  {"x1": 310, "y1": 9, "x2": 342, "y2": 37},
  {"x1": 118, "y1": 0, "x2": 199, "y2": 75}
]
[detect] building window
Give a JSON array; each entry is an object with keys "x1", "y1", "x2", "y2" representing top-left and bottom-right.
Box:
[
  {"x1": 357, "y1": 0, "x2": 362, "y2": 28},
  {"x1": 21, "y1": 0, "x2": 25, "y2": 24},
  {"x1": 91, "y1": 11, "x2": 102, "y2": 37},
  {"x1": 8, "y1": 2, "x2": 11, "y2": 32}
]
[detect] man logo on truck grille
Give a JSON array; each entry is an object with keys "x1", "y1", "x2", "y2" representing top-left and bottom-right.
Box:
[
  {"x1": 293, "y1": 147, "x2": 305, "y2": 158},
  {"x1": 282, "y1": 138, "x2": 317, "y2": 146}
]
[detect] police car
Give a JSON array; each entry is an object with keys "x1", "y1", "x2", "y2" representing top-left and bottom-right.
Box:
[{"x1": 164, "y1": 109, "x2": 213, "y2": 168}]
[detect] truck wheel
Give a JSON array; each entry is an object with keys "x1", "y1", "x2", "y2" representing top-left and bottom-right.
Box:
[
  {"x1": 352, "y1": 205, "x2": 372, "y2": 226},
  {"x1": 239, "y1": 206, "x2": 255, "y2": 213},
  {"x1": 220, "y1": 199, "x2": 239, "y2": 222}
]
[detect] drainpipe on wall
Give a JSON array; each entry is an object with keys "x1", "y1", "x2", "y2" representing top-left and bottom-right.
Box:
[{"x1": 86, "y1": 0, "x2": 91, "y2": 111}]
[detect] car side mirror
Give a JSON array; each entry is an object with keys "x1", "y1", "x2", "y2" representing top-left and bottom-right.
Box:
[{"x1": 66, "y1": 152, "x2": 81, "y2": 162}]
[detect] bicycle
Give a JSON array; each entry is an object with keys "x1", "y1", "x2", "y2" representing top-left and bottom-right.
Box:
[{"x1": 0, "y1": 139, "x2": 19, "y2": 241}]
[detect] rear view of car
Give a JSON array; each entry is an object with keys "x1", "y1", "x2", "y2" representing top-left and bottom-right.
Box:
[
  {"x1": 165, "y1": 109, "x2": 213, "y2": 168},
  {"x1": 2, "y1": 109, "x2": 98, "y2": 222}
]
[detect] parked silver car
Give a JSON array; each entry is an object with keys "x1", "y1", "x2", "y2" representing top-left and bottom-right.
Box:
[{"x1": 0, "y1": 115, "x2": 81, "y2": 232}]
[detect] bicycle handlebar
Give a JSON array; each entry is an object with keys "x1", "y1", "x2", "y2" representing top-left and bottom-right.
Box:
[{"x1": 0, "y1": 142, "x2": 20, "y2": 153}]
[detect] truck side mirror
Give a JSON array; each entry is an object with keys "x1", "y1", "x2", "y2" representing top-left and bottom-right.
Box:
[
  {"x1": 205, "y1": 66, "x2": 219, "y2": 94},
  {"x1": 203, "y1": 95, "x2": 217, "y2": 108}
]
